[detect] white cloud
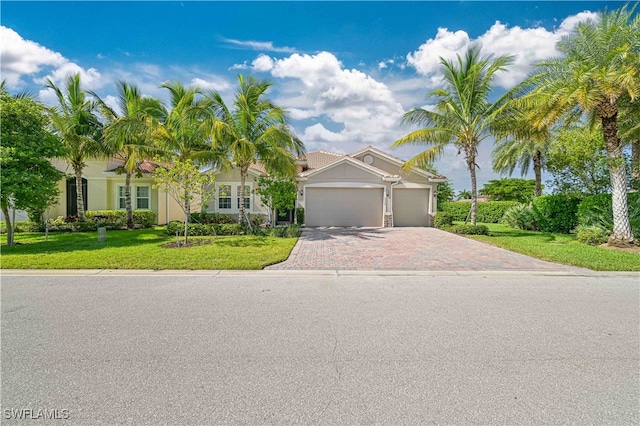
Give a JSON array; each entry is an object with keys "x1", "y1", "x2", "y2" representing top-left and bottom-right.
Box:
[
  {"x1": 190, "y1": 77, "x2": 230, "y2": 91},
  {"x1": 0, "y1": 26, "x2": 66, "y2": 87},
  {"x1": 406, "y1": 11, "x2": 599, "y2": 89},
  {"x1": 1, "y1": 26, "x2": 104, "y2": 94},
  {"x1": 251, "y1": 54, "x2": 275, "y2": 72},
  {"x1": 265, "y1": 52, "x2": 406, "y2": 150},
  {"x1": 221, "y1": 37, "x2": 296, "y2": 53},
  {"x1": 378, "y1": 62, "x2": 387, "y2": 69},
  {"x1": 229, "y1": 62, "x2": 249, "y2": 70}
]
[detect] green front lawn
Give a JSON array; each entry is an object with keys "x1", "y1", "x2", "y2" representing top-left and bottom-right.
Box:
[
  {"x1": 461, "y1": 222, "x2": 640, "y2": 271},
  {"x1": 0, "y1": 228, "x2": 297, "y2": 270}
]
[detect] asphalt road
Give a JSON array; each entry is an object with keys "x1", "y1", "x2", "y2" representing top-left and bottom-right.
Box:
[{"x1": 1, "y1": 271, "x2": 639, "y2": 425}]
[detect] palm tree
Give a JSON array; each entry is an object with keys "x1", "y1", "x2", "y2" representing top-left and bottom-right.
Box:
[
  {"x1": 46, "y1": 73, "x2": 104, "y2": 222},
  {"x1": 523, "y1": 5, "x2": 639, "y2": 245},
  {"x1": 391, "y1": 45, "x2": 513, "y2": 225},
  {"x1": 93, "y1": 82, "x2": 166, "y2": 229},
  {"x1": 151, "y1": 81, "x2": 225, "y2": 225},
  {"x1": 207, "y1": 74, "x2": 305, "y2": 225},
  {"x1": 491, "y1": 99, "x2": 552, "y2": 197}
]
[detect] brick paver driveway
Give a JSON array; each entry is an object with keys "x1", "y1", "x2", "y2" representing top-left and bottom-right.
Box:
[{"x1": 266, "y1": 227, "x2": 586, "y2": 271}]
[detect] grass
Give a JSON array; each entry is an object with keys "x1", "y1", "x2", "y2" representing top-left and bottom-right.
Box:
[
  {"x1": 0, "y1": 228, "x2": 297, "y2": 270},
  {"x1": 458, "y1": 222, "x2": 640, "y2": 271}
]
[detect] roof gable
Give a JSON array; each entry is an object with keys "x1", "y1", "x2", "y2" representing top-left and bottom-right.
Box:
[
  {"x1": 298, "y1": 156, "x2": 398, "y2": 180},
  {"x1": 349, "y1": 146, "x2": 445, "y2": 180}
]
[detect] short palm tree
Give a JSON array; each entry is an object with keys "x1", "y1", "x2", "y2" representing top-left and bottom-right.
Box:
[
  {"x1": 93, "y1": 82, "x2": 166, "y2": 229},
  {"x1": 392, "y1": 45, "x2": 513, "y2": 225},
  {"x1": 46, "y1": 73, "x2": 104, "y2": 222},
  {"x1": 523, "y1": 5, "x2": 639, "y2": 244},
  {"x1": 207, "y1": 74, "x2": 305, "y2": 225},
  {"x1": 491, "y1": 99, "x2": 552, "y2": 197}
]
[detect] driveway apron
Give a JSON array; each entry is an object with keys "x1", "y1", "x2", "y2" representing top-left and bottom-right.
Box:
[{"x1": 265, "y1": 227, "x2": 586, "y2": 271}]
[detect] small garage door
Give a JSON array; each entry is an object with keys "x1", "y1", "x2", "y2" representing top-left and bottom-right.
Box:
[
  {"x1": 306, "y1": 187, "x2": 383, "y2": 227},
  {"x1": 393, "y1": 188, "x2": 430, "y2": 227}
]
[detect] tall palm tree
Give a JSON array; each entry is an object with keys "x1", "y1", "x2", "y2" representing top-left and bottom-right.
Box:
[
  {"x1": 522, "y1": 5, "x2": 639, "y2": 245},
  {"x1": 491, "y1": 99, "x2": 552, "y2": 197},
  {"x1": 92, "y1": 82, "x2": 166, "y2": 229},
  {"x1": 391, "y1": 45, "x2": 513, "y2": 225},
  {"x1": 207, "y1": 74, "x2": 305, "y2": 225},
  {"x1": 46, "y1": 73, "x2": 104, "y2": 222},
  {"x1": 151, "y1": 82, "x2": 225, "y2": 224}
]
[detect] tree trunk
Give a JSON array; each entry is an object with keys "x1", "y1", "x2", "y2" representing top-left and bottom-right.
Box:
[
  {"x1": 2, "y1": 201, "x2": 14, "y2": 246},
  {"x1": 632, "y1": 138, "x2": 640, "y2": 191},
  {"x1": 125, "y1": 171, "x2": 134, "y2": 229},
  {"x1": 467, "y1": 154, "x2": 477, "y2": 226},
  {"x1": 533, "y1": 150, "x2": 543, "y2": 197},
  {"x1": 75, "y1": 168, "x2": 86, "y2": 222},
  {"x1": 239, "y1": 165, "x2": 248, "y2": 226},
  {"x1": 601, "y1": 113, "x2": 634, "y2": 245},
  {"x1": 184, "y1": 189, "x2": 191, "y2": 245}
]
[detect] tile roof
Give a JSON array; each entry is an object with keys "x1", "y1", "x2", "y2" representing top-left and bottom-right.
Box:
[
  {"x1": 303, "y1": 151, "x2": 344, "y2": 169},
  {"x1": 106, "y1": 159, "x2": 157, "y2": 173}
]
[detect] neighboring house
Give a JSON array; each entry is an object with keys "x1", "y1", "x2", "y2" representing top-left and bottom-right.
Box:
[
  {"x1": 45, "y1": 158, "x2": 184, "y2": 225},
  {"x1": 296, "y1": 146, "x2": 446, "y2": 227}
]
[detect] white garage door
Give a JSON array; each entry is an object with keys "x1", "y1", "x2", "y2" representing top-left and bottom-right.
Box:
[
  {"x1": 306, "y1": 187, "x2": 384, "y2": 227},
  {"x1": 393, "y1": 188, "x2": 430, "y2": 227}
]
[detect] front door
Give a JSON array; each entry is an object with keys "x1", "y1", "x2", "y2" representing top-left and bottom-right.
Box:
[{"x1": 66, "y1": 178, "x2": 88, "y2": 217}]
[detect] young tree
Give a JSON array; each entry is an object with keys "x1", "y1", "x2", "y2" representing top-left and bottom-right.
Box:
[
  {"x1": 255, "y1": 175, "x2": 298, "y2": 226},
  {"x1": 522, "y1": 5, "x2": 639, "y2": 245},
  {"x1": 545, "y1": 128, "x2": 610, "y2": 195},
  {"x1": 0, "y1": 90, "x2": 65, "y2": 245},
  {"x1": 152, "y1": 159, "x2": 216, "y2": 245},
  {"x1": 392, "y1": 45, "x2": 513, "y2": 225},
  {"x1": 207, "y1": 75, "x2": 305, "y2": 225},
  {"x1": 46, "y1": 73, "x2": 104, "y2": 222}
]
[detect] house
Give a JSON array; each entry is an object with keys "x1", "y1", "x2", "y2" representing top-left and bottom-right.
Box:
[
  {"x1": 34, "y1": 146, "x2": 445, "y2": 228},
  {"x1": 44, "y1": 158, "x2": 184, "y2": 224},
  {"x1": 295, "y1": 146, "x2": 445, "y2": 227}
]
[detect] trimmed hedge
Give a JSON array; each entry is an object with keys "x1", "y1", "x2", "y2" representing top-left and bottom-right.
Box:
[
  {"x1": 165, "y1": 221, "x2": 301, "y2": 238},
  {"x1": 190, "y1": 212, "x2": 236, "y2": 224},
  {"x1": 295, "y1": 207, "x2": 305, "y2": 225},
  {"x1": 433, "y1": 211, "x2": 454, "y2": 229},
  {"x1": 531, "y1": 195, "x2": 582, "y2": 234},
  {"x1": 440, "y1": 223, "x2": 490, "y2": 235},
  {"x1": 439, "y1": 201, "x2": 521, "y2": 223}
]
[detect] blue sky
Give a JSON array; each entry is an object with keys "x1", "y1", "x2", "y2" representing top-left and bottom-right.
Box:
[{"x1": 1, "y1": 1, "x2": 627, "y2": 192}]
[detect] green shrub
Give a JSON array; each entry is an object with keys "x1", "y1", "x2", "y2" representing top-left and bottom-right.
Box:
[
  {"x1": 574, "y1": 224, "x2": 609, "y2": 246},
  {"x1": 190, "y1": 212, "x2": 236, "y2": 224},
  {"x1": 132, "y1": 210, "x2": 157, "y2": 227},
  {"x1": 433, "y1": 211, "x2": 454, "y2": 228},
  {"x1": 439, "y1": 201, "x2": 521, "y2": 223},
  {"x1": 267, "y1": 225, "x2": 302, "y2": 238},
  {"x1": 295, "y1": 207, "x2": 305, "y2": 225},
  {"x1": 164, "y1": 221, "x2": 299, "y2": 238},
  {"x1": 577, "y1": 192, "x2": 640, "y2": 236},
  {"x1": 500, "y1": 203, "x2": 537, "y2": 231},
  {"x1": 444, "y1": 224, "x2": 490, "y2": 235},
  {"x1": 531, "y1": 195, "x2": 582, "y2": 234}
]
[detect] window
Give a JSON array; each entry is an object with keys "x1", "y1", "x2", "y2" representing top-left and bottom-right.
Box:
[
  {"x1": 118, "y1": 187, "x2": 126, "y2": 209},
  {"x1": 237, "y1": 185, "x2": 251, "y2": 209},
  {"x1": 136, "y1": 186, "x2": 150, "y2": 209},
  {"x1": 218, "y1": 185, "x2": 231, "y2": 209}
]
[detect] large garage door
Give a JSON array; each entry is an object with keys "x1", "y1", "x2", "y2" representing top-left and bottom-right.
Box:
[
  {"x1": 306, "y1": 187, "x2": 383, "y2": 227},
  {"x1": 393, "y1": 188, "x2": 430, "y2": 227}
]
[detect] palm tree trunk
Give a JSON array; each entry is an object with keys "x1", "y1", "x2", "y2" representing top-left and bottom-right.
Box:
[
  {"x1": 632, "y1": 138, "x2": 640, "y2": 191},
  {"x1": 125, "y1": 171, "x2": 134, "y2": 229},
  {"x1": 601, "y1": 114, "x2": 634, "y2": 245},
  {"x1": 2, "y1": 200, "x2": 14, "y2": 246},
  {"x1": 239, "y1": 165, "x2": 248, "y2": 226},
  {"x1": 75, "y1": 168, "x2": 86, "y2": 222},
  {"x1": 533, "y1": 150, "x2": 543, "y2": 197},
  {"x1": 467, "y1": 155, "x2": 477, "y2": 226}
]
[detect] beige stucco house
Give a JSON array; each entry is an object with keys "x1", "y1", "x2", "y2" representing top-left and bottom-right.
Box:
[
  {"x1": 295, "y1": 146, "x2": 446, "y2": 227},
  {"x1": 45, "y1": 158, "x2": 184, "y2": 224},
  {"x1": 41, "y1": 146, "x2": 445, "y2": 228}
]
